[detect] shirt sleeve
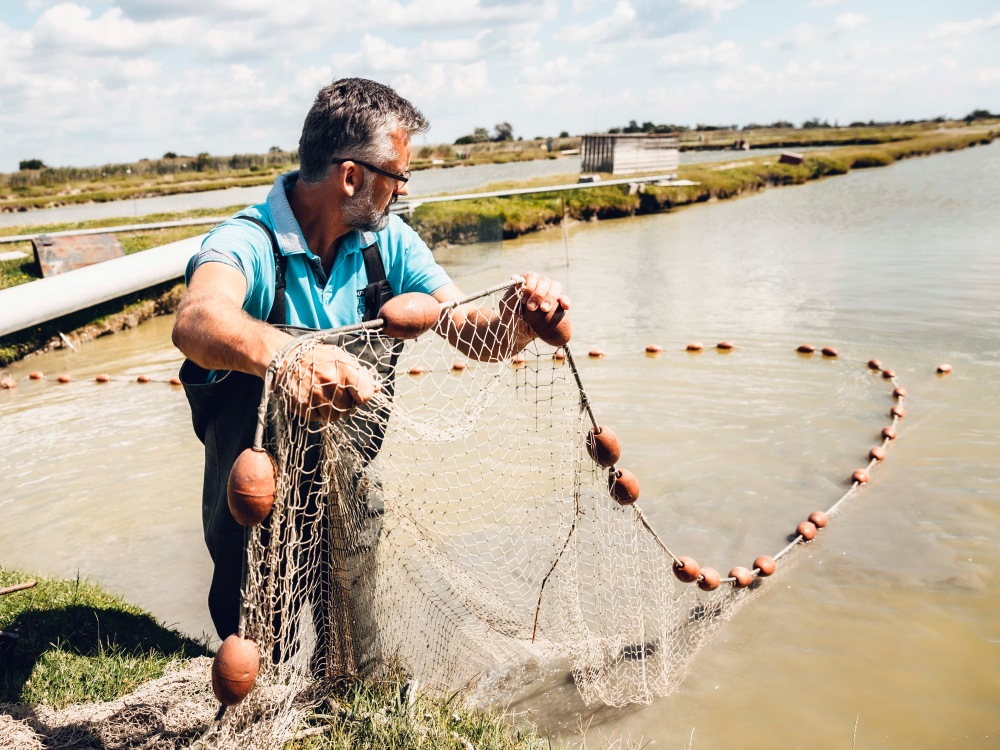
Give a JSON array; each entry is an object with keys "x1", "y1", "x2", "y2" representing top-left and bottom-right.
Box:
[
  {"x1": 382, "y1": 217, "x2": 452, "y2": 296},
  {"x1": 185, "y1": 212, "x2": 275, "y2": 321}
]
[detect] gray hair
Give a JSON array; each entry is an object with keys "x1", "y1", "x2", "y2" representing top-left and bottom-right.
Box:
[{"x1": 298, "y1": 78, "x2": 428, "y2": 185}]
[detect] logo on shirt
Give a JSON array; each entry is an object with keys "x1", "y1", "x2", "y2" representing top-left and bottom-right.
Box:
[{"x1": 356, "y1": 288, "x2": 366, "y2": 318}]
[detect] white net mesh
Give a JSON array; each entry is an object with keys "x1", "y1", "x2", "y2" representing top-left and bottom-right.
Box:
[{"x1": 213, "y1": 279, "x2": 754, "y2": 747}]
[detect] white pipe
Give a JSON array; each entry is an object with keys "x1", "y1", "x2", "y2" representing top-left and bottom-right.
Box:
[{"x1": 0, "y1": 234, "x2": 203, "y2": 337}]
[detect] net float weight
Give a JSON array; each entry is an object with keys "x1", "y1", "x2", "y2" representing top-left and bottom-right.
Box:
[
  {"x1": 797, "y1": 521, "x2": 817, "y2": 541},
  {"x1": 716, "y1": 341, "x2": 734, "y2": 351},
  {"x1": 408, "y1": 365, "x2": 429, "y2": 376},
  {"x1": 698, "y1": 567, "x2": 721, "y2": 591},
  {"x1": 57, "y1": 374, "x2": 72, "y2": 383},
  {"x1": 227, "y1": 448, "x2": 277, "y2": 526},
  {"x1": 754, "y1": 556, "x2": 777, "y2": 576},
  {"x1": 137, "y1": 374, "x2": 151, "y2": 383},
  {"x1": 686, "y1": 342, "x2": 704, "y2": 352},
  {"x1": 868, "y1": 359, "x2": 883, "y2": 371},
  {"x1": 881, "y1": 369, "x2": 896, "y2": 380},
  {"x1": 796, "y1": 344, "x2": 815, "y2": 354},
  {"x1": 451, "y1": 361, "x2": 467, "y2": 372},
  {"x1": 673, "y1": 557, "x2": 700, "y2": 583},
  {"x1": 890, "y1": 406, "x2": 905, "y2": 419},
  {"x1": 29, "y1": 371, "x2": 44, "y2": 380},
  {"x1": 729, "y1": 566, "x2": 754, "y2": 588},
  {"x1": 169, "y1": 376, "x2": 182, "y2": 386},
  {"x1": 586, "y1": 426, "x2": 622, "y2": 467},
  {"x1": 821, "y1": 347, "x2": 838, "y2": 357},
  {"x1": 937, "y1": 363, "x2": 952, "y2": 374},
  {"x1": 869, "y1": 446, "x2": 886, "y2": 461},
  {"x1": 608, "y1": 468, "x2": 640, "y2": 505},
  {"x1": 588, "y1": 349, "x2": 606, "y2": 359},
  {"x1": 378, "y1": 293, "x2": 441, "y2": 339},
  {"x1": 645, "y1": 344, "x2": 662, "y2": 354},
  {"x1": 851, "y1": 469, "x2": 870, "y2": 485},
  {"x1": 892, "y1": 386, "x2": 906, "y2": 399},
  {"x1": 212, "y1": 635, "x2": 260, "y2": 706},
  {"x1": 808, "y1": 510, "x2": 829, "y2": 528},
  {"x1": 96, "y1": 374, "x2": 110, "y2": 383},
  {"x1": 882, "y1": 426, "x2": 897, "y2": 440}
]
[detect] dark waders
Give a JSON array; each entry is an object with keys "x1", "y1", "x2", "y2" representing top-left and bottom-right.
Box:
[{"x1": 180, "y1": 216, "x2": 396, "y2": 674}]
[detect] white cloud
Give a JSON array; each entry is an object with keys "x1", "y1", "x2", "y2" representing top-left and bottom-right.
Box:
[
  {"x1": 978, "y1": 67, "x2": 1000, "y2": 85},
  {"x1": 833, "y1": 12, "x2": 868, "y2": 31},
  {"x1": 808, "y1": 0, "x2": 842, "y2": 6},
  {"x1": 561, "y1": 0, "x2": 636, "y2": 44},
  {"x1": 661, "y1": 40, "x2": 741, "y2": 71},
  {"x1": 928, "y1": 10, "x2": 1000, "y2": 38},
  {"x1": 32, "y1": 3, "x2": 191, "y2": 56},
  {"x1": 763, "y1": 22, "x2": 819, "y2": 50}
]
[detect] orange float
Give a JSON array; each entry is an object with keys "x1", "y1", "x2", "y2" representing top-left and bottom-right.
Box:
[
  {"x1": 608, "y1": 468, "x2": 640, "y2": 505},
  {"x1": 881, "y1": 426, "x2": 897, "y2": 440},
  {"x1": 892, "y1": 386, "x2": 906, "y2": 399},
  {"x1": 227, "y1": 448, "x2": 277, "y2": 526},
  {"x1": 797, "y1": 521, "x2": 817, "y2": 541},
  {"x1": 881, "y1": 369, "x2": 896, "y2": 380},
  {"x1": 686, "y1": 342, "x2": 704, "y2": 352},
  {"x1": 95, "y1": 374, "x2": 110, "y2": 383},
  {"x1": 0, "y1": 377, "x2": 17, "y2": 390},
  {"x1": 698, "y1": 567, "x2": 721, "y2": 592},
  {"x1": 753, "y1": 556, "x2": 776, "y2": 576},
  {"x1": 851, "y1": 469, "x2": 869, "y2": 485},
  {"x1": 867, "y1": 359, "x2": 883, "y2": 371},
  {"x1": 211, "y1": 635, "x2": 260, "y2": 706},
  {"x1": 512, "y1": 356, "x2": 526, "y2": 368},
  {"x1": 808, "y1": 510, "x2": 829, "y2": 528},
  {"x1": 586, "y1": 426, "x2": 621, "y2": 467},
  {"x1": 729, "y1": 566, "x2": 754, "y2": 588},
  {"x1": 588, "y1": 349, "x2": 606, "y2": 359},
  {"x1": 552, "y1": 350, "x2": 567, "y2": 362},
  {"x1": 169, "y1": 376, "x2": 182, "y2": 386},
  {"x1": 673, "y1": 557, "x2": 700, "y2": 583},
  {"x1": 716, "y1": 341, "x2": 734, "y2": 351},
  {"x1": 57, "y1": 374, "x2": 72, "y2": 384},
  {"x1": 451, "y1": 361, "x2": 467, "y2": 372},
  {"x1": 378, "y1": 293, "x2": 441, "y2": 339},
  {"x1": 29, "y1": 371, "x2": 44, "y2": 380},
  {"x1": 936, "y1": 363, "x2": 952, "y2": 374},
  {"x1": 890, "y1": 406, "x2": 905, "y2": 419},
  {"x1": 137, "y1": 374, "x2": 151, "y2": 383},
  {"x1": 796, "y1": 344, "x2": 815, "y2": 354},
  {"x1": 408, "y1": 365, "x2": 429, "y2": 376},
  {"x1": 821, "y1": 347, "x2": 838, "y2": 357},
  {"x1": 645, "y1": 344, "x2": 663, "y2": 354},
  {"x1": 869, "y1": 446, "x2": 886, "y2": 462}
]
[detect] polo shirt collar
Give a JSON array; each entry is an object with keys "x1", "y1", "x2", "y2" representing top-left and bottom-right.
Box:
[{"x1": 267, "y1": 170, "x2": 377, "y2": 258}]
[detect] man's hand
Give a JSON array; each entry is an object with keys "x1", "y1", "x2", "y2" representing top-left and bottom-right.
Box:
[
  {"x1": 511, "y1": 272, "x2": 572, "y2": 347},
  {"x1": 277, "y1": 344, "x2": 379, "y2": 422}
]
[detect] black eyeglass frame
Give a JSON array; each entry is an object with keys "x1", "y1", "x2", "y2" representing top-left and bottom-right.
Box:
[{"x1": 331, "y1": 157, "x2": 410, "y2": 186}]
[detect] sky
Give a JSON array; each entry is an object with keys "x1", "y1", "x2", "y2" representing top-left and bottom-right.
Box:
[{"x1": 0, "y1": 0, "x2": 998, "y2": 172}]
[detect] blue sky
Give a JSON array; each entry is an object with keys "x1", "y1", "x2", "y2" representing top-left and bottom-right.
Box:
[{"x1": 0, "y1": 0, "x2": 998, "y2": 171}]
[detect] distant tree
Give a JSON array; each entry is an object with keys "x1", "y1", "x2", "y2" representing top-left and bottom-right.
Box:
[
  {"x1": 19, "y1": 159, "x2": 45, "y2": 170},
  {"x1": 607, "y1": 127, "x2": 622, "y2": 134},
  {"x1": 454, "y1": 126, "x2": 492, "y2": 145},
  {"x1": 801, "y1": 117, "x2": 832, "y2": 129},
  {"x1": 492, "y1": 122, "x2": 514, "y2": 142},
  {"x1": 194, "y1": 152, "x2": 212, "y2": 172},
  {"x1": 769, "y1": 120, "x2": 794, "y2": 129},
  {"x1": 623, "y1": 120, "x2": 642, "y2": 133},
  {"x1": 559, "y1": 131, "x2": 569, "y2": 138},
  {"x1": 965, "y1": 108, "x2": 996, "y2": 123},
  {"x1": 163, "y1": 151, "x2": 178, "y2": 159},
  {"x1": 268, "y1": 145, "x2": 282, "y2": 153}
]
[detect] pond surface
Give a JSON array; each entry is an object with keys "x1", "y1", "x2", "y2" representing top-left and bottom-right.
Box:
[{"x1": 2, "y1": 142, "x2": 997, "y2": 748}]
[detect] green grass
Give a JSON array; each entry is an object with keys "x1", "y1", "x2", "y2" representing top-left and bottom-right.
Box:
[{"x1": 0, "y1": 568, "x2": 209, "y2": 708}]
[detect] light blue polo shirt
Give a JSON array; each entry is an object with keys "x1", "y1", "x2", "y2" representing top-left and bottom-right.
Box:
[{"x1": 186, "y1": 171, "x2": 452, "y2": 328}]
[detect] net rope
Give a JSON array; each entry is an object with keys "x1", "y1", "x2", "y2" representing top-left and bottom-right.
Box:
[{"x1": 206, "y1": 278, "x2": 756, "y2": 748}]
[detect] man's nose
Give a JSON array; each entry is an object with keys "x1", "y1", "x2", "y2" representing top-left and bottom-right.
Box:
[{"x1": 395, "y1": 181, "x2": 410, "y2": 197}]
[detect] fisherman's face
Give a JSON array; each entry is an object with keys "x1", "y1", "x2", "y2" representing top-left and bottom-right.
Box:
[{"x1": 343, "y1": 130, "x2": 411, "y2": 233}]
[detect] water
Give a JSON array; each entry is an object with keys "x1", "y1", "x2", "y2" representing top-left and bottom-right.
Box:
[
  {"x1": 0, "y1": 147, "x2": 814, "y2": 229},
  {"x1": 2, "y1": 142, "x2": 997, "y2": 747}
]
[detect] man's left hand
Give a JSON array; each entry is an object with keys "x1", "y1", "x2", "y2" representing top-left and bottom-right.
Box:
[{"x1": 518, "y1": 272, "x2": 572, "y2": 346}]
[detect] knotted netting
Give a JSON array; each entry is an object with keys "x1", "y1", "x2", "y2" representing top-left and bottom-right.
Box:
[{"x1": 213, "y1": 278, "x2": 751, "y2": 747}]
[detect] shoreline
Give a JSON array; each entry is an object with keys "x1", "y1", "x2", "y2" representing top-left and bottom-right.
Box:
[{"x1": 2, "y1": 129, "x2": 994, "y2": 367}]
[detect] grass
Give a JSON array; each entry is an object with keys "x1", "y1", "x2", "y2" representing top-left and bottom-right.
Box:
[
  {"x1": 0, "y1": 568, "x2": 208, "y2": 708},
  {"x1": 0, "y1": 569, "x2": 547, "y2": 748}
]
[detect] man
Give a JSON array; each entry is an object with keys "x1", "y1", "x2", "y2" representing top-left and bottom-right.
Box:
[{"x1": 172, "y1": 78, "x2": 570, "y2": 643}]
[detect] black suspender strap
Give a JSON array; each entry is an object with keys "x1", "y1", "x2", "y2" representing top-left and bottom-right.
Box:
[
  {"x1": 360, "y1": 243, "x2": 394, "y2": 322},
  {"x1": 234, "y1": 215, "x2": 287, "y2": 326}
]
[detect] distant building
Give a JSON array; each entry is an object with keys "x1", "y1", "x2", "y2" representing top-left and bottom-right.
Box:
[{"x1": 580, "y1": 133, "x2": 680, "y2": 175}]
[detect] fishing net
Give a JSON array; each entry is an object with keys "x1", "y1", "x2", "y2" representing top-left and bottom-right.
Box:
[{"x1": 207, "y1": 277, "x2": 755, "y2": 748}]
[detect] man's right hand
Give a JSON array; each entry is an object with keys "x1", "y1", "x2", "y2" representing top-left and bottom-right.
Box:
[{"x1": 276, "y1": 344, "x2": 379, "y2": 423}]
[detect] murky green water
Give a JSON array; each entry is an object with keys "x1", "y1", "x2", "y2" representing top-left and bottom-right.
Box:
[{"x1": 2, "y1": 142, "x2": 998, "y2": 748}]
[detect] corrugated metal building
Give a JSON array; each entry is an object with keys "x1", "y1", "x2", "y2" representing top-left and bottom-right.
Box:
[{"x1": 580, "y1": 133, "x2": 680, "y2": 175}]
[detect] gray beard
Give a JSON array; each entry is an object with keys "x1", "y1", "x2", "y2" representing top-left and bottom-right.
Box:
[{"x1": 342, "y1": 177, "x2": 393, "y2": 233}]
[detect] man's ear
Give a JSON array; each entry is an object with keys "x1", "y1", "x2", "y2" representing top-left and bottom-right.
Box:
[{"x1": 337, "y1": 162, "x2": 361, "y2": 197}]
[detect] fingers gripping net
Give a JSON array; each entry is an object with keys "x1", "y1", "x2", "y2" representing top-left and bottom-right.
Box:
[{"x1": 222, "y1": 280, "x2": 746, "y2": 744}]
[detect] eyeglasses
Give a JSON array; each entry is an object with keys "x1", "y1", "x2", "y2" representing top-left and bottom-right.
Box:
[{"x1": 331, "y1": 157, "x2": 410, "y2": 186}]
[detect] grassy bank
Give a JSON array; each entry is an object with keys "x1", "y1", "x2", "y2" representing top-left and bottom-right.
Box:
[
  {"x1": 0, "y1": 569, "x2": 546, "y2": 749},
  {"x1": 408, "y1": 128, "x2": 997, "y2": 246}
]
